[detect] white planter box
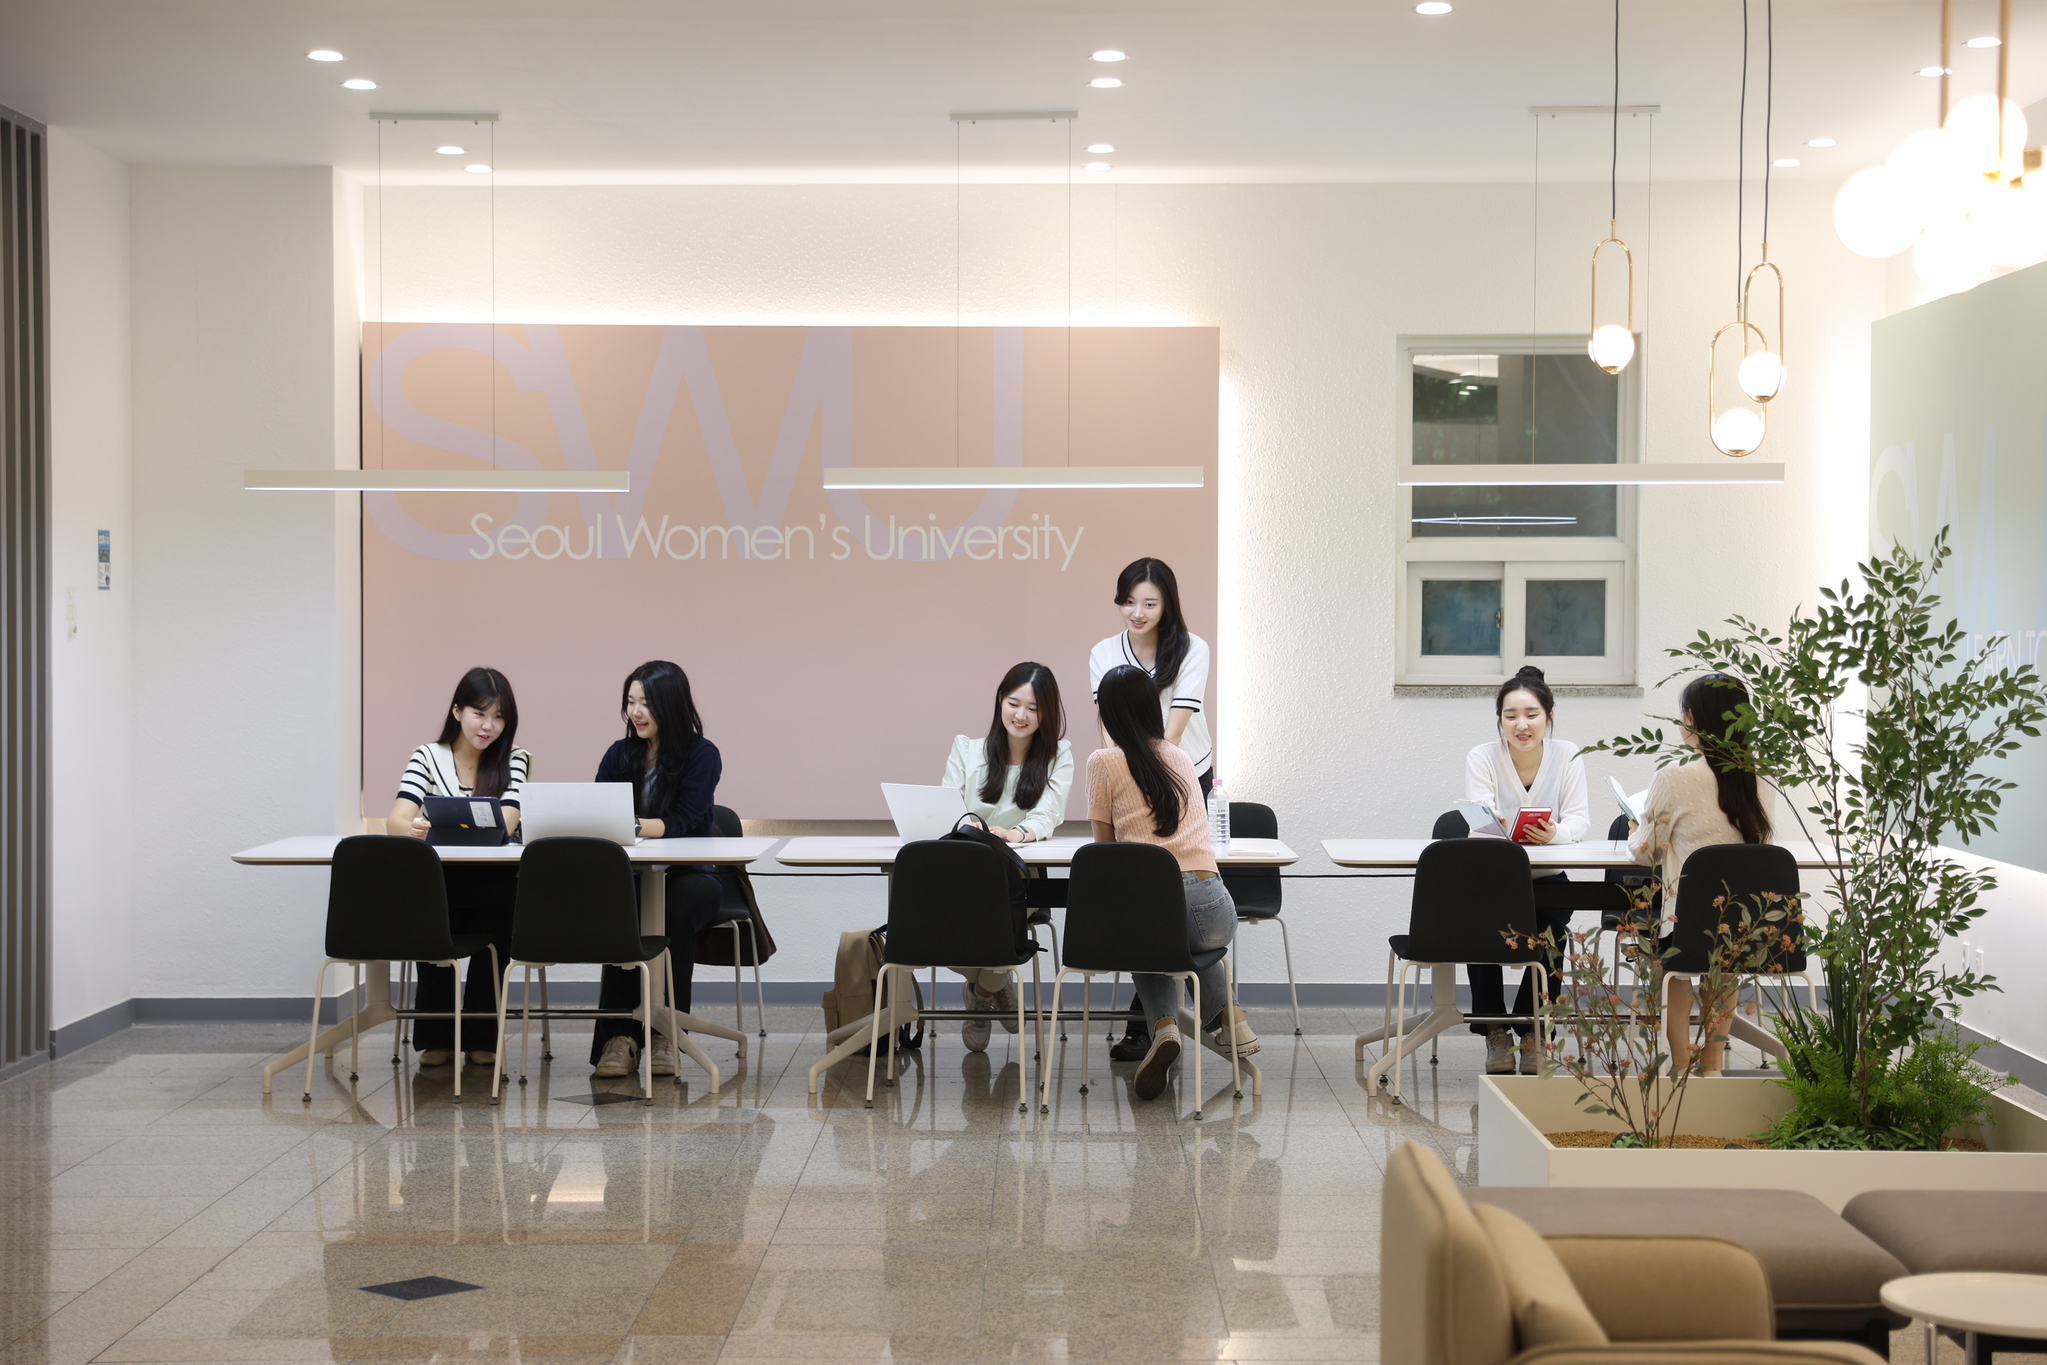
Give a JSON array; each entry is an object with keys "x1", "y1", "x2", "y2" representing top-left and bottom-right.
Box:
[{"x1": 1478, "y1": 1075, "x2": 2047, "y2": 1211}]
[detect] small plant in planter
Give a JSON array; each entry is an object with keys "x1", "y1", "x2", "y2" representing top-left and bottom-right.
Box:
[{"x1": 1595, "y1": 531, "x2": 2039, "y2": 1151}]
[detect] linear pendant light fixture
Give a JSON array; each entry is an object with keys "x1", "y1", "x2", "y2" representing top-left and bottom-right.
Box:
[
  {"x1": 247, "y1": 113, "x2": 627, "y2": 496},
  {"x1": 818, "y1": 110, "x2": 1204, "y2": 493}
]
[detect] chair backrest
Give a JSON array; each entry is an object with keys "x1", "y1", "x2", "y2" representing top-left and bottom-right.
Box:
[
  {"x1": 1667, "y1": 843, "x2": 1803, "y2": 975},
  {"x1": 1432, "y1": 808, "x2": 1469, "y2": 840},
  {"x1": 1602, "y1": 814, "x2": 1655, "y2": 890},
  {"x1": 710, "y1": 804, "x2": 750, "y2": 913},
  {"x1": 1381, "y1": 1142, "x2": 1515, "y2": 1365},
  {"x1": 510, "y1": 836, "x2": 645, "y2": 964},
  {"x1": 1221, "y1": 800, "x2": 1280, "y2": 916},
  {"x1": 1404, "y1": 838, "x2": 1540, "y2": 965},
  {"x1": 1607, "y1": 814, "x2": 1629, "y2": 840},
  {"x1": 884, "y1": 839, "x2": 1022, "y2": 968},
  {"x1": 1063, "y1": 841, "x2": 1197, "y2": 975},
  {"x1": 325, "y1": 835, "x2": 458, "y2": 962}
]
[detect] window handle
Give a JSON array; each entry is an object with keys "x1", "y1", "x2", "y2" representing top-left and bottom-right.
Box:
[{"x1": 1495, "y1": 609, "x2": 1505, "y2": 628}]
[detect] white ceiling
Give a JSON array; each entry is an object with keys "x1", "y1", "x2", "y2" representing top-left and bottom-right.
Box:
[{"x1": 1, "y1": 0, "x2": 2041, "y2": 184}]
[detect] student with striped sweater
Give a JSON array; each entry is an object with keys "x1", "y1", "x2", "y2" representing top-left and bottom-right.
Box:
[{"x1": 385, "y1": 667, "x2": 529, "y2": 1068}]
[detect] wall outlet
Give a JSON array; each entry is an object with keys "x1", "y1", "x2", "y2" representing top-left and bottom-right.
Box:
[{"x1": 1974, "y1": 945, "x2": 1987, "y2": 974}]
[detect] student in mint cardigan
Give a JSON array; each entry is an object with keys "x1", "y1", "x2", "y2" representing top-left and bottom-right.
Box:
[{"x1": 587, "y1": 660, "x2": 726, "y2": 1080}]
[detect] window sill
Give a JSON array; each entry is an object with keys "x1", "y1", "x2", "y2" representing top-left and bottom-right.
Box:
[{"x1": 1393, "y1": 684, "x2": 1643, "y2": 698}]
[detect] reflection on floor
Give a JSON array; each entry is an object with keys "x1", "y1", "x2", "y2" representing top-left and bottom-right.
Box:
[{"x1": 0, "y1": 1009, "x2": 2033, "y2": 1365}]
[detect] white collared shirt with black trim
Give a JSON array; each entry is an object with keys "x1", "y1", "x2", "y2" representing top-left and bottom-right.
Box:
[{"x1": 1088, "y1": 631, "x2": 1212, "y2": 776}]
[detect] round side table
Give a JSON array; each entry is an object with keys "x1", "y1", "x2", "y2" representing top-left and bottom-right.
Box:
[{"x1": 1881, "y1": 1273, "x2": 2047, "y2": 1365}]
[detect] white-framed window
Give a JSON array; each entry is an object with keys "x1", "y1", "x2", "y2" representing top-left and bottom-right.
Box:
[{"x1": 1395, "y1": 336, "x2": 1637, "y2": 688}]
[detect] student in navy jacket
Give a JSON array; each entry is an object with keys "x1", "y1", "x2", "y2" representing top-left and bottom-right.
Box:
[{"x1": 588, "y1": 660, "x2": 728, "y2": 1079}]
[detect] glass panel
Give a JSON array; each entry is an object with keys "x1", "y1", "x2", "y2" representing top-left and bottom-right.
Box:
[
  {"x1": 1412, "y1": 352, "x2": 1620, "y2": 538},
  {"x1": 1421, "y1": 579, "x2": 1502, "y2": 656},
  {"x1": 1525, "y1": 580, "x2": 1607, "y2": 656}
]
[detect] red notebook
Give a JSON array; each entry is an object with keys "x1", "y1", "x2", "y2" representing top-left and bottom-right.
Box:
[{"x1": 1509, "y1": 808, "x2": 1553, "y2": 843}]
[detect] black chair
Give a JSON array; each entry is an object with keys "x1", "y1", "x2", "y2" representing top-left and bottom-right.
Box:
[
  {"x1": 1656, "y1": 843, "x2": 1814, "y2": 1060},
  {"x1": 1222, "y1": 801, "x2": 1301, "y2": 1037},
  {"x1": 710, "y1": 805, "x2": 769, "y2": 1040},
  {"x1": 1379, "y1": 838, "x2": 1549, "y2": 1103},
  {"x1": 491, "y1": 837, "x2": 682, "y2": 1104},
  {"x1": 303, "y1": 835, "x2": 497, "y2": 1104},
  {"x1": 863, "y1": 839, "x2": 1043, "y2": 1108},
  {"x1": 1038, "y1": 841, "x2": 1249, "y2": 1118}
]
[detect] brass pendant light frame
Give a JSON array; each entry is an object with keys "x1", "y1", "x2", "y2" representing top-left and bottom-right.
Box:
[
  {"x1": 1739, "y1": 250, "x2": 1785, "y2": 403},
  {"x1": 1589, "y1": 225, "x2": 1636, "y2": 375},
  {"x1": 1709, "y1": 319, "x2": 1770, "y2": 456}
]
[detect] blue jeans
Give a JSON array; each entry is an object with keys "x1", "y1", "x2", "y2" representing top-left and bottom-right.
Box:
[{"x1": 1132, "y1": 872, "x2": 1236, "y2": 1030}]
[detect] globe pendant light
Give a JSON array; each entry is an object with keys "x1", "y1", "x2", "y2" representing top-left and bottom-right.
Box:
[
  {"x1": 1587, "y1": 0, "x2": 1635, "y2": 375},
  {"x1": 1711, "y1": 321, "x2": 1769, "y2": 455}
]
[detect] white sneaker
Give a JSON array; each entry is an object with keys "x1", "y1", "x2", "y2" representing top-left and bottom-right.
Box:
[
  {"x1": 1204, "y1": 1017, "x2": 1261, "y2": 1058},
  {"x1": 649, "y1": 1037, "x2": 678, "y2": 1076},
  {"x1": 593, "y1": 1036, "x2": 638, "y2": 1078},
  {"x1": 1485, "y1": 1029, "x2": 1515, "y2": 1075},
  {"x1": 1517, "y1": 1037, "x2": 1543, "y2": 1075},
  {"x1": 1134, "y1": 1021, "x2": 1182, "y2": 1101},
  {"x1": 961, "y1": 984, "x2": 993, "y2": 1052},
  {"x1": 989, "y1": 983, "x2": 1021, "y2": 1034}
]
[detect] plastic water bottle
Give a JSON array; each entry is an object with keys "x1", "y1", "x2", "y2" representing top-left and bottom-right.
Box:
[{"x1": 1208, "y1": 779, "x2": 1231, "y2": 854}]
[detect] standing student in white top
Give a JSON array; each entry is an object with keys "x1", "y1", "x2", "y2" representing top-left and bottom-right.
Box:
[
  {"x1": 1627, "y1": 672, "x2": 1775, "y2": 1076},
  {"x1": 1462, "y1": 665, "x2": 1589, "y2": 1076},
  {"x1": 384, "y1": 667, "x2": 530, "y2": 1068},
  {"x1": 941, "y1": 661, "x2": 1075, "y2": 1052}
]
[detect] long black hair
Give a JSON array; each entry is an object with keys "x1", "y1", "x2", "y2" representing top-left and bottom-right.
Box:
[
  {"x1": 981, "y1": 662, "x2": 1065, "y2": 813},
  {"x1": 434, "y1": 667, "x2": 519, "y2": 799},
  {"x1": 1097, "y1": 663, "x2": 1186, "y2": 838},
  {"x1": 620, "y1": 660, "x2": 705, "y2": 815},
  {"x1": 1115, "y1": 557, "x2": 1190, "y2": 698},
  {"x1": 1680, "y1": 672, "x2": 1772, "y2": 844}
]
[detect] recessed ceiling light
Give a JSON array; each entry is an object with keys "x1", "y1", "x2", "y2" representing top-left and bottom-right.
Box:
[
  {"x1": 1805, "y1": 137, "x2": 1836, "y2": 147},
  {"x1": 1084, "y1": 161, "x2": 1113, "y2": 171},
  {"x1": 1087, "y1": 143, "x2": 1115, "y2": 154},
  {"x1": 307, "y1": 49, "x2": 343, "y2": 62},
  {"x1": 1089, "y1": 77, "x2": 1123, "y2": 88},
  {"x1": 342, "y1": 78, "x2": 377, "y2": 90},
  {"x1": 1917, "y1": 65, "x2": 1950, "y2": 77},
  {"x1": 1416, "y1": 3, "x2": 1454, "y2": 15},
  {"x1": 465, "y1": 163, "x2": 491, "y2": 174},
  {"x1": 436, "y1": 145, "x2": 464, "y2": 155},
  {"x1": 1773, "y1": 158, "x2": 1800, "y2": 168},
  {"x1": 1092, "y1": 49, "x2": 1126, "y2": 62},
  {"x1": 1964, "y1": 35, "x2": 2002, "y2": 47}
]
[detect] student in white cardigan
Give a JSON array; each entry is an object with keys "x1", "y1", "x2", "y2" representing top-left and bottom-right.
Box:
[
  {"x1": 1627, "y1": 672, "x2": 1775, "y2": 1076},
  {"x1": 942, "y1": 661, "x2": 1074, "y2": 1051},
  {"x1": 1463, "y1": 665, "x2": 1590, "y2": 1076}
]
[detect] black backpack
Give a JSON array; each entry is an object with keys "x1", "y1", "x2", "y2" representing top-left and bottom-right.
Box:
[{"x1": 940, "y1": 813, "x2": 1035, "y2": 954}]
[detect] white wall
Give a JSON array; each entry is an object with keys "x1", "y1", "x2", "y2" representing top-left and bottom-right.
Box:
[
  {"x1": 129, "y1": 167, "x2": 352, "y2": 1003},
  {"x1": 46, "y1": 128, "x2": 133, "y2": 1031},
  {"x1": 334, "y1": 177, "x2": 1887, "y2": 992}
]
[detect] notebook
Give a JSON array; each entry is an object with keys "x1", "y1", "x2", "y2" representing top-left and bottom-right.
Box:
[{"x1": 881, "y1": 783, "x2": 969, "y2": 841}]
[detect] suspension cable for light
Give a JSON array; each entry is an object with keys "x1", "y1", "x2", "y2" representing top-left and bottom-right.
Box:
[
  {"x1": 1710, "y1": 0, "x2": 1767, "y2": 457},
  {"x1": 1586, "y1": 0, "x2": 1636, "y2": 374},
  {"x1": 1738, "y1": 0, "x2": 1786, "y2": 404},
  {"x1": 246, "y1": 114, "x2": 628, "y2": 496}
]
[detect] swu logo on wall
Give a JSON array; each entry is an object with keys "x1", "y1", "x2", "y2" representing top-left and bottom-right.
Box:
[{"x1": 369, "y1": 322, "x2": 1081, "y2": 567}]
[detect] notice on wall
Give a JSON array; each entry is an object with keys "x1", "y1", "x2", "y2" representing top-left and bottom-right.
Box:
[
  {"x1": 361, "y1": 323, "x2": 1219, "y2": 819},
  {"x1": 97, "y1": 529, "x2": 109, "y2": 590}
]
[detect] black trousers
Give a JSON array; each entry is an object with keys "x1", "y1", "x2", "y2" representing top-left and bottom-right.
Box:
[
  {"x1": 589, "y1": 870, "x2": 726, "y2": 1060},
  {"x1": 412, "y1": 864, "x2": 516, "y2": 1051},
  {"x1": 1468, "y1": 874, "x2": 1572, "y2": 1037}
]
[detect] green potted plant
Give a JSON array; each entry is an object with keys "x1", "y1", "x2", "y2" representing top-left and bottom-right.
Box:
[{"x1": 1597, "y1": 531, "x2": 2037, "y2": 1150}]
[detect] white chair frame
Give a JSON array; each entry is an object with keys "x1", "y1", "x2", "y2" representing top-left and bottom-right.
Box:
[
  {"x1": 489, "y1": 950, "x2": 701, "y2": 1104},
  {"x1": 304, "y1": 945, "x2": 498, "y2": 1104},
  {"x1": 1038, "y1": 954, "x2": 1247, "y2": 1120}
]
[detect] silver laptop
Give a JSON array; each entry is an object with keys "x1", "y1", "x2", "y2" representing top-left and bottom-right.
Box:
[
  {"x1": 518, "y1": 782, "x2": 639, "y2": 844},
  {"x1": 881, "y1": 783, "x2": 968, "y2": 841}
]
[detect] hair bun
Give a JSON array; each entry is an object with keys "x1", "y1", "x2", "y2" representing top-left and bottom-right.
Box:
[{"x1": 1514, "y1": 665, "x2": 1547, "y2": 682}]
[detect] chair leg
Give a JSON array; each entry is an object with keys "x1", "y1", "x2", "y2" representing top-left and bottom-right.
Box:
[
  {"x1": 304, "y1": 959, "x2": 335, "y2": 1102},
  {"x1": 393, "y1": 960, "x2": 411, "y2": 1064},
  {"x1": 451, "y1": 956, "x2": 466, "y2": 1103},
  {"x1": 663, "y1": 949, "x2": 688, "y2": 1086},
  {"x1": 1080, "y1": 972, "x2": 1093, "y2": 1073},
  {"x1": 538, "y1": 967, "x2": 552, "y2": 1060},
  {"x1": 732, "y1": 922, "x2": 746, "y2": 1035},
  {"x1": 1189, "y1": 972, "x2": 1203, "y2": 1119},
  {"x1": 1107, "y1": 972, "x2": 1121, "y2": 1042},
  {"x1": 1275, "y1": 917, "x2": 1304, "y2": 1036},
  {"x1": 638, "y1": 962, "x2": 655, "y2": 1104},
  {"x1": 493, "y1": 958, "x2": 516, "y2": 1102},
  {"x1": 1022, "y1": 955, "x2": 1040, "y2": 1113},
  {"x1": 863, "y1": 965, "x2": 890, "y2": 1108},
  {"x1": 348, "y1": 963, "x2": 363, "y2": 1084},
  {"x1": 1389, "y1": 960, "x2": 1411, "y2": 1104},
  {"x1": 748, "y1": 918, "x2": 767, "y2": 1039},
  {"x1": 1225, "y1": 951, "x2": 1244, "y2": 1099},
  {"x1": 519, "y1": 967, "x2": 534, "y2": 1085},
  {"x1": 1040, "y1": 969, "x2": 1071, "y2": 1113}
]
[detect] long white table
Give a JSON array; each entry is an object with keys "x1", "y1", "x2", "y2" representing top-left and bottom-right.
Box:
[
  {"x1": 777, "y1": 835, "x2": 1295, "y2": 1101},
  {"x1": 233, "y1": 835, "x2": 782, "y2": 1095},
  {"x1": 1320, "y1": 837, "x2": 1844, "y2": 1094}
]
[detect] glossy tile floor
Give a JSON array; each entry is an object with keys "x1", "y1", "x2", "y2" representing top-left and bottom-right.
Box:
[{"x1": 0, "y1": 1009, "x2": 2033, "y2": 1365}]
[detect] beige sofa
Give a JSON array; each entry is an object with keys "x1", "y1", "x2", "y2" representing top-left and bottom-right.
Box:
[{"x1": 1381, "y1": 1142, "x2": 1890, "y2": 1365}]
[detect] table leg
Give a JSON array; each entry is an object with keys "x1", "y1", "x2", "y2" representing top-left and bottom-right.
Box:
[
  {"x1": 638, "y1": 864, "x2": 750, "y2": 1062},
  {"x1": 263, "y1": 962, "x2": 395, "y2": 1095},
  {"x1": 1361, "y1": 964, "x2": 1465, "y2": 1092},
  {"x1": 1925, "y1": 1320, "x2": 1939, "y2": 1365},
  {"x1": 1727, "y1": 1012, "x2": 1788, "y2": 1061}
]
